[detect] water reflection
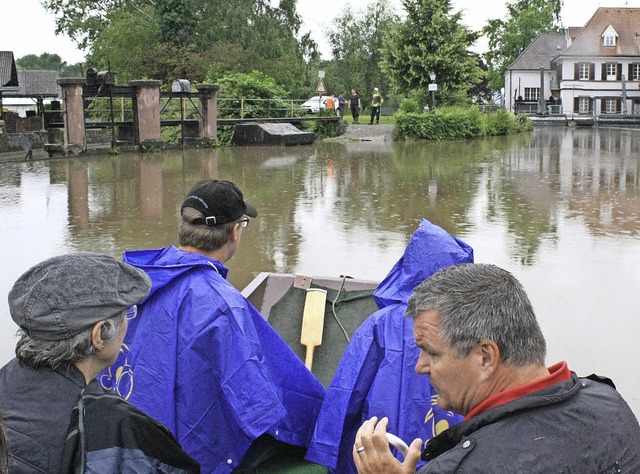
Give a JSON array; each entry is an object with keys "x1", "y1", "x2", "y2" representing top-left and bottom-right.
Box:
[{"x1": 1, "y1": 126, "x2": 639, "y2": 417}]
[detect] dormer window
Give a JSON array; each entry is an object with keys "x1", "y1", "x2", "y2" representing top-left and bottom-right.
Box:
[{"x1": 602, "y1": 25, "x2": 618, "y2": 47}]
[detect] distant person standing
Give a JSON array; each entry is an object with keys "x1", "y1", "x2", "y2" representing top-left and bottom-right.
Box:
[
  {"x1": 349, "y1": 89, "x2": 361, "y2": 124},
  {"x1": 325, "y1": 94, "x2": 336, "y2": 112},
  {"x1": 338, "y1": 92, "x2": 347, "y2": 118},
  {"x1": 370, "y1": 87, "x2": 383, "y2": 125}
]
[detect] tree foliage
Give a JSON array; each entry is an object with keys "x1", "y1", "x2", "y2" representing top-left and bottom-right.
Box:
[
  {"x1": 324, "y1": 0, "x2": 399, "y2": 102},
  {"x1": 15, "y1": 53, "x2": 83, "y2": 77},
  {"x1": 381, "y1": 0, "x2": 482, "y2": 104},
  {"x1": 215, "y1": 70, "x2": 287, "y2": 99},
  {"x1": 42, "y1": 0, "x2": 156, "y2": 49},
  {"x1": 42, "y1": 0, "x2": 312, "y2": 95},
  {"x1": 483, "y1": 0, "x2": 563, "y2": 90}
]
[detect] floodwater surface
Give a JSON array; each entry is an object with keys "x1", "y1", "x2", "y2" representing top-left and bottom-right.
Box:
[{"x1": 1, "y1": 126, "x2": 639, "y2": 417}]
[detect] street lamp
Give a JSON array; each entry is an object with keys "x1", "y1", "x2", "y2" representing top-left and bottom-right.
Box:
[{"x1": 429, "y1": 72, "x2": 437, "y2": 113}]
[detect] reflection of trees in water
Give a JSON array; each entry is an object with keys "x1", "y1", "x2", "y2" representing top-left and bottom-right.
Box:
[
  {"x1": 487, "y1": 135, "x2": 560, "y2": 266},
  {"x1": 312, "y1": 138, "x2": 511, "y2": 238},
  {"x1": 56, "y1": 127, "x2": 640, "y2": 285}
]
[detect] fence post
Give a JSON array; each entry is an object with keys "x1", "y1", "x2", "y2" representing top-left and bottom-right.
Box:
[{"x1": 240, "y1": 98, "x2": 244, "y2": 118}]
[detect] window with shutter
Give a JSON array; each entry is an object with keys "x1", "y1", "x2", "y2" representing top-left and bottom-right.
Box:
[
  {"x1": 578, "y1": 63, "x2": 590, "y2": 80},
  {"x1": 604, "y1": 98, "x2": 617, "y2": 113},
  {"x1": 578, "y1": 97, "x2": 590, "y2": 113},
  {"x1": 605, "y1": 63, "x2": 617, "y2": 81}
]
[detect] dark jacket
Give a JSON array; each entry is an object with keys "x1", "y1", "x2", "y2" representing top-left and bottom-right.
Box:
[
  {"x1": 0, "y1": 359, "x2": 86, "y2": 473},
  {"x1": 418, "y1": 372, "x2": 640, "y2": 473},
  {"x1": 0, "y1": 359, "x2": 197, "y2": 473},
  {"x1": 60, "y1": 381, "x2": 199, "y2": 473}
]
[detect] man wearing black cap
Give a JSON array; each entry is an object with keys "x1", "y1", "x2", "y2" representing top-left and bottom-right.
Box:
[
  {"x1": 0, "y1": 252, "x2": 199, "y2": 473},
  {"x1": 101, "y1": 180, "x2": 326, "y2": 474}
]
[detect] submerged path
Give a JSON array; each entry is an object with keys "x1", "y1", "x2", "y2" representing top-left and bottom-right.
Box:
[{"x1": 325, "y1": 123, "x2": 393, "y2": 143}]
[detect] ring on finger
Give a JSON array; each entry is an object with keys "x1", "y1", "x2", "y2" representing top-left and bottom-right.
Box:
[{"x1": 356, "y1": 446, "x2": 366, "y2": 454}]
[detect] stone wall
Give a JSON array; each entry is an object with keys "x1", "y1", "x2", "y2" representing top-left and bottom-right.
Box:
[{"x1": 2, "y1": 112, "x2": 43, "y2": 133}]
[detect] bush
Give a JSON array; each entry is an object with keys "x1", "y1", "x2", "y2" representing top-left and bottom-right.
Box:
[
  {"x1": 314, "y1": 109, "x2": 347, "y2": 138},
  {"x1": 483, "y1": 108, "x2": 513, "y2": 136},
  {"x1": 399, "y1": 98, "x2": 421, "y2": 114},
  {"x1": 394, "y1": 107, "x2": 530, "y2": 141}
]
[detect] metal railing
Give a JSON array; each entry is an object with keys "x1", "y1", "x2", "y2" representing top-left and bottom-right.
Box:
[{"x1": 218, "y1": 98, "x2": 309, "y2": 119}]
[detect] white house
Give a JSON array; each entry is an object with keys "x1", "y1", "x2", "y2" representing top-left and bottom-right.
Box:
[
  {"x1": 504, "y1": 33, "x2": 569, "y2": 114},
  {"x1": 505, "y1": 8, "x2": 640, "y2": 120}
]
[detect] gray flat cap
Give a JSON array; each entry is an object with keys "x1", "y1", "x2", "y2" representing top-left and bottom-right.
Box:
[{"x1": 9, "y1": 252, "x2": 151, "y2": 341}]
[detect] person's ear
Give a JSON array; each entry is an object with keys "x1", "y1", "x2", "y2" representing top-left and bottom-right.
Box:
[
  {"x1": 230, "y1": 222, "x2": 241, "y2": 242},
  {"x1": 477, "y1": 340, "x2": 500, "y2": 380},
  {"x1": 91, "y1": 321, "x2": 105, "y2": 350}
]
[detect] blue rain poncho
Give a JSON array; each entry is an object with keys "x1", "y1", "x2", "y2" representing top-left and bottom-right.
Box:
[
  {"x1": 305, "y1": 219, "x2": 473, "y2": 473},
  {"x1": 100, "y1": 246, "x2": 325, "y2": 473}
]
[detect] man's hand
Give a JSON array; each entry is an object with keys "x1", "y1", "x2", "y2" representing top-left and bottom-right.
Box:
[{"x1": 353, "y1": 416, "x2": 422, "y2": 474}]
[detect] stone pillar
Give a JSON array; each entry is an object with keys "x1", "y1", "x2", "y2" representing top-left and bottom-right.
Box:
[
  {"x1": 130, "y1": 80, "x2": 163, "y2": 149},
  {"x1": 197, "y1": 84, "x2": 220, "y2": 145},
  {"x1": 58, "y1": 78, "x2": 86, "y2": 155}
]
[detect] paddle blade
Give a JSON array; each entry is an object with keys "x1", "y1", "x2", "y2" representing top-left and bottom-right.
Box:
[{"x1": 300, "y1": 288, "x2": 327, "y2": 348}]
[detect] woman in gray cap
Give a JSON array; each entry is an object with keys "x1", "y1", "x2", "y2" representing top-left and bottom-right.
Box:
[{"x1": 0, "y1": 252, "x2": 199, "y2": 473}]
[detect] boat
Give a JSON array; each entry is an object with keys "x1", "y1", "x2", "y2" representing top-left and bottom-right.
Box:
[
  {"x1": 242, "y1": 272, "x2": 379, "y2": 387},
  {"x1": 239, "y1": 272, "x2": 380, "y2": 472}
]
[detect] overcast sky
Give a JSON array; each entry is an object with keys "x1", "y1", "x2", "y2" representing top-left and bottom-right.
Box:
[{"x1": 2, "y1": 0, "x2": 638, "y2": 64}]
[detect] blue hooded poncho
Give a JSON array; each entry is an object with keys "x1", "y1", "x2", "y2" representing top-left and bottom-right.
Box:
[
  {"x1": 305, "y1": 219, "x2": 473, "y2": 472},
  {"x1": 100, "y1": 246, "x2": 326, "y2": 474}
]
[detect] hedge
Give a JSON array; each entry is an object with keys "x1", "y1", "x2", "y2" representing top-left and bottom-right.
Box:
[{"x1": 393, "y1": 107, "x2": 532, "y2": 141}]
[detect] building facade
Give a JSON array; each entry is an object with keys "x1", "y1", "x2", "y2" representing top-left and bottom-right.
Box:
[{"x1": 505, "y1": 8, "x2": 640, "y2": 120}]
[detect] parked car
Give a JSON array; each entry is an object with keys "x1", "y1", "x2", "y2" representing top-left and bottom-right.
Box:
[{"x1": 301, "y1": 96, "x2": 329, "y2": 113}]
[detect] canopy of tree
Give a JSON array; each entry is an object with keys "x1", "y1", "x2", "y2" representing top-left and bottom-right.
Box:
[
  {"x1": 30, "y1": 0, "x2": 511, "y2": 104},
  {"x1": 15, "y1": 53, "x2": 82, "y2": 77},
  {"x1": 483, "y1": 0, "x2": 563, "y2": 91}
]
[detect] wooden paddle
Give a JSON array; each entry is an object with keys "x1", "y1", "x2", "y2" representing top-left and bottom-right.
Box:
[{"x1": 300, "y1": 288, "x2": 327, "y2": 370}]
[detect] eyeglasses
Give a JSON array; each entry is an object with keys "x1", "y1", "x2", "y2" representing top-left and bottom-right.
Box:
[{"x1": 238, "y1": 218, "x2": 250, "y2": 228}]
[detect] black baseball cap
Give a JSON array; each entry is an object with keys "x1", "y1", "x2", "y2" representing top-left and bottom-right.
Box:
[{"x1": 181, "y1": 179, "x2": 258, "y2": 226}]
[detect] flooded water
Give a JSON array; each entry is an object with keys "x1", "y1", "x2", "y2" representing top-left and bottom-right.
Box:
[{"x1": 1, "y1": 126, "x2": 639, "y2": 418}]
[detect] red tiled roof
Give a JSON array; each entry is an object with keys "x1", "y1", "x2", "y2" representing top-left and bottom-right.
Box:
[{"x1": 562, "y1": 8, "x2": 640, "y2": 57}]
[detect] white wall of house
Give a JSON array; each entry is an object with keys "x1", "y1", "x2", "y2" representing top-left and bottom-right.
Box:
[
  {"x1": 558, "y1": 58, "x2": 640, "y2": 117},
  {"x1": 1, "y1": 98, "x2": 37, "y2": 117},
  {"x1": 504, "y1": 69, "x2": 558, "y2": 112}
]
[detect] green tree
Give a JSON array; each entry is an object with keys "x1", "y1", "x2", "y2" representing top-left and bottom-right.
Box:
[
  {"x1": 16, "y1": 53, "x2": 66, "y2": 71},
  {"x1": 381, "y1": 0, "x2": 482, "y2": 104},
  {"x1": 156, "y1": 0, "x2": 198, "y2": 46},
  {"x1": 42, "y1": 0, "x2": 156, "y2": 49},
  {"x1": 43, "y1": 0, "x2": 315, "y2": 95},
  {"x1": 16, "y1": 53, "x2": 83, "y2": 77},
  {"x1": 324, "y1": 0, "x2": 399, "y2": 101},
  {"x1": 483, "y1": 0, "x2": 563, "y2": 90}
]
